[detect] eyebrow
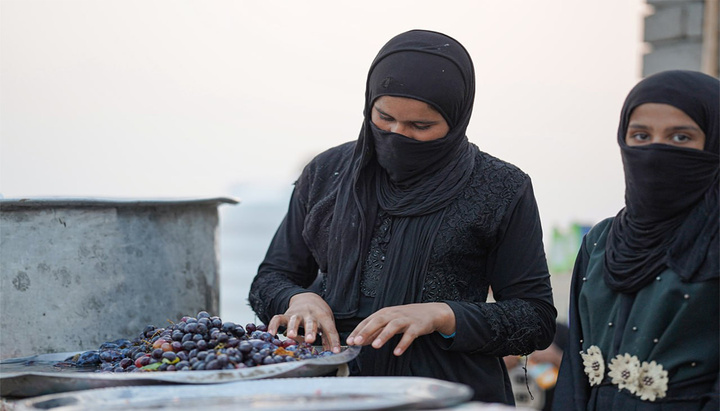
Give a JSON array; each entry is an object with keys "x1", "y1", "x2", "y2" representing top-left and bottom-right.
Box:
[
  {"x1": 373, "y1": 106, "x2": 441, "y2": 125},
  {"x1": 627, "y1": 123, "x2": 702, "y2": 132}
]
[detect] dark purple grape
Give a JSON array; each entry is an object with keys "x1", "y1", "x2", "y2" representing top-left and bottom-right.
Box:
[
  {"x1": 151, "y1": 348, "x2": 163, "y2": 359},
  {"x1": 239, "y1": 341, "x2": 252, "y2": 353},
  {"x1": 257, "y1": 324, "x2": 268, "y2": 332},
  {"x1": 181, "y1": 333, "x2": 193, "y2": 343},
  {"x1": 249, "y1": 339, "x2": 265, "y2": 349},
  {"x1": 99, "y1": 350, "x2": 123, "y2": 363},
  {"x1": 162, "y1": 352, "x2": 177, "y2": 362},
  {"x1": 197, "y1": 311, "x2": 210, "y2": 319},
  {"x1": 197, "y1": 351, "x2": 208, "y2": 361},
  {"x1": 75, "y1": 351, "x2": 100, "y2": 366},
  {"x1": 245, "y1": 323, "x2": 257, "y2": 333},
  {"x1": 119, "y1": 358, "x2": 133, "y2": 369},
  {"x1": 99, "y1": 342, "x2": 119, "y2": 350},
  {"x1": 205, "y1": 360, "x2": 220, "y2": 370}
]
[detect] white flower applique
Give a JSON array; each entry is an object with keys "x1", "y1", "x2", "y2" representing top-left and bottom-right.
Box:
[
  {"x1": 636, "y1": 360, "x2": 669, "y2": 401},
  {"x1": 608, "y1": 353, "x2": 641, "y2": 394},
  {"x1": 581, "y1": 345, "x2": 605, "y2": 386}
]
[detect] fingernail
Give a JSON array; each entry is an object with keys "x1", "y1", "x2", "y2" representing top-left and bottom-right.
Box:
[
  {"x1": 346, "y1": 337, "x2": 354, "y2": 345},
  {"x1": 372, "y1": 339, "x2": 381, "y2": 348},
  {"x1": 394, "y1": 348, "x2": 402, "y2": 356},
  {"x1": 355, "y1": 336, "x2": 363, "y2": 344},
  {"x1": 333, "y1": 346, "x2": 341, "y2": 353}
]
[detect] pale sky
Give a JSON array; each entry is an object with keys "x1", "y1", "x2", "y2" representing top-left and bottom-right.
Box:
[{"x1": 1, "y1": 0, "x2": 648, "y2": 231}]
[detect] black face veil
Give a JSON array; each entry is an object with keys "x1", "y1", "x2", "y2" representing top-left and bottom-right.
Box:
[{"x1": 604, "y1": 70, "x2": 720, "y2": 293}]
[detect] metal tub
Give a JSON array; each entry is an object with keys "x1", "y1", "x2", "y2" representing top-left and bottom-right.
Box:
[{"x1": 0, "y1": 197, "x2": 237, "y2": 360}]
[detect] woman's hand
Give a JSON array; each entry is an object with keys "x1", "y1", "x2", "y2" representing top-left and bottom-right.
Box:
[
  {"x1": 267, "y1": 292, "x2": 341, "y2": 354},
  {"x1": 345, "y1": 303, "x2": 456, "y2": 356}
]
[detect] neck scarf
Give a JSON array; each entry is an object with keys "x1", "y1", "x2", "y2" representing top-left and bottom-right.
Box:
[
  {"x1": 322, "y1": 30, "x2": 476, "y2": 319},
  {"x1": 604, "y1": 70, "x2": 719, "y2": 293}
]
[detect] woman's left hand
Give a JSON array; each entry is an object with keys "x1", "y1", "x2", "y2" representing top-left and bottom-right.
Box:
[{"x1": 345, "y1": 303, "x2": 455, "y2": 356}]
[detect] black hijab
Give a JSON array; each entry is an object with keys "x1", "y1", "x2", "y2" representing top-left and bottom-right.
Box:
[
  {"x1": 604, "y1": 70, "x2": 719, "y2": 293},
  {"x1": 318, "y1": 30, "x2": 476, "y2": 320}
]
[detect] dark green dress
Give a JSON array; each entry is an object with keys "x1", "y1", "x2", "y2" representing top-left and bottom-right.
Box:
[{"x1": 554, "y1": 218, "x2": 719, "y2": 410}]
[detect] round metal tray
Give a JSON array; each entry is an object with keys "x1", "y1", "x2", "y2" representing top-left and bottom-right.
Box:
[
  {"x1": 9, "y1": 376, "x2": 473, "y2": 411},
  {"x1": 0, "y1": 346, "x2": 360, "y2": 398}
]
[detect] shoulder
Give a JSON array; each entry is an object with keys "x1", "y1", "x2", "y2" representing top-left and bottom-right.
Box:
[
  {"x1": 464, "y1": 147, "x2": 530, "y2": 203},
  {"x1": 472, "y1": 147, "x2": 529, "y2": 188},
  {"x1": 303, "y1": 142, "x2": 356, "y2": 174},
  {"x1": 585, "y1": 217, "x2": 614, "y2": 246},
  {"x1": 474, "y1": 147, "x2": 528, "y2": 178},
  {"x1": 295, "y1": 141, "x2": 355, "y2": 202}
]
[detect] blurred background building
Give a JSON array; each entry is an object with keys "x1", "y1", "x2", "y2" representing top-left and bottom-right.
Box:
[{"x1": 642, "y1": 0, "x2": 718, "y2": 76}]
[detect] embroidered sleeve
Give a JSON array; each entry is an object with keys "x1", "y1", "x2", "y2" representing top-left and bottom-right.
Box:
[{"x1": 445, "y1": 298, "x2": 553, "y2": 356}]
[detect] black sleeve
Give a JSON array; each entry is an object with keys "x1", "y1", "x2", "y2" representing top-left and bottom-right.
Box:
[
  {"x1": 248, "y1": 179, "x2": 320, "y2": 325},
  {"x1": 552, "y1": 235, "x2": 592, "y2": 411},
  {"x1": 442, "y1": 178, "x2": 557, "y2": 356}
]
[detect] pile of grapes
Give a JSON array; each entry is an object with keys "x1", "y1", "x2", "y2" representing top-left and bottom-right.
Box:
[{"x1": 61, "y1": 311, "x2": 333, "y2": 373}]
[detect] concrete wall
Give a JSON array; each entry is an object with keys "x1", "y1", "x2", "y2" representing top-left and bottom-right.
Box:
[
  {"x1": 0, "y1": 198, "x2": 236, "y2": 359},
  {"x1": 643, "y1": 0, "x2": 719, "y2": 76}
]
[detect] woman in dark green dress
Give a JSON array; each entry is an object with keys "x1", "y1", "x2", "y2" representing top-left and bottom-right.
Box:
[{"x1": 553, "y1": 70, "x2": 719, "y2": 410}]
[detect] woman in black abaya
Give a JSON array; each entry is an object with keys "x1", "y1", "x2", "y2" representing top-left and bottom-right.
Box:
[
  {"x1": 249, "y1": 29, "x2": 556, "y2": 404},
  {"x1": 553, "y1": 70, "x2": 719, "y2": 410}
]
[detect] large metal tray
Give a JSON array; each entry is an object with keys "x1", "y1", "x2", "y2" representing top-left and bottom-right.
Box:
[
  {"x1": 0, "y1": 346, "x2": 360, "y2": 398},
  {"x1": 8, "y1": 376, "x2": 473, "y2": 411}
]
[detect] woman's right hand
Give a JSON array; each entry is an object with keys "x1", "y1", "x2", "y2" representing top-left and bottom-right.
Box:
[{"x1": 267, "y1": 292, "x2": 341, "y2": 354}]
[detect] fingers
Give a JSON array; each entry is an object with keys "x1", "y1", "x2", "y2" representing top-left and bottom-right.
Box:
[
  {"x1": 267, "y1": 314, "x2": 288, "y2": 337},
  {"x1": 286, "y1": 315, "x2": 300, "y2": 338},
  {"x1": 318, "y1": 321, "x2": 342, "y2": 354},
  {"x1": 303, "y1": 319, "x2": 317, "y2": 344}
]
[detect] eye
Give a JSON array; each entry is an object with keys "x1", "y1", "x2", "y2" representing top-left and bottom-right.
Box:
[
  {"x1": 412, "y1": 123, "x2": 431, "y2": 131},
  {"x1": 671, "y1": 134, "x2": 691, "y2": 143},
  {"x1": 629, "y1": 132, "x2": 650, "y2": 142}
]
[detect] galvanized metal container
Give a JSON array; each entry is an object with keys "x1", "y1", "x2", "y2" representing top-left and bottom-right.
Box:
[{"x1": 0, "y1": 197, "x2": 238, "y2": 360}]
